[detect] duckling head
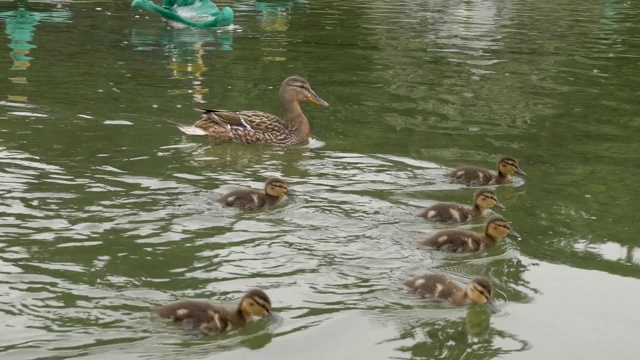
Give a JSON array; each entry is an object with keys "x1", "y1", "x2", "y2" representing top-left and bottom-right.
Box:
[
  {"x1": 485, "y1": 216, "x2": 521, "y2": 239},
  {"x1": 497, "y1": 156, "x2": 526, "y2": 177},
  {"x1": 239, "y1": 289, "x2": 272, "y2": 318},
  {"x1": 474, "y1": 188, "x2": 505, "y2": 210},
  {"x1": 264, "y1": 177, "x2": 288, "y2": 198},
  {"x1": 467, "y1": 278, "x2": 498, "y2": 313},
  {"x1": 281, "y1": 76, "x2": 329, "y2": 107}
]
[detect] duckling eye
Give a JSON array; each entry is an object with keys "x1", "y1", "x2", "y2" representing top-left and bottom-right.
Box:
[
  {"x1": 474, "y1": 286, "x2": 490, "y2": 298},
  {"x1": 490, "y1": 224, "x2": 506, "y2": 233}
]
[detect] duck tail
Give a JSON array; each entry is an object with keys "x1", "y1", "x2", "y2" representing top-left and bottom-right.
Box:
[
  {"x1": 176, "y1": 124, "x2": 209, "y2": 136},
  {"x1": 161, "y1": 119, "x2": 208, "y2": 136}
]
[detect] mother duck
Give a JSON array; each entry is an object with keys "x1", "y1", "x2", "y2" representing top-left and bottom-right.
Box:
[{"x1": 177, "y1": 76, "x2": 329, "y2": 146}]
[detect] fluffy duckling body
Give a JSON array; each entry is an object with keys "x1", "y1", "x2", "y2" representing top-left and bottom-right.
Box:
[
  {"x1": 177, "y1": 76, "x2": 329, "y2": 146},
  {"x1": 420, "y1": 216, "x2": 520, "y2": 253},
  {"x1": 419, "y1": 189, "x2": 504, "y2": 223},
  {"x1": 218, "y1": 178, "x2": 288, "y2": 211},
  {"x1": 405, "y1": 274, "x2": 497, "y2": 312},
  {"x1": 153, "y1": 289, "x2": 271, "y2": 334},
  {"x1": 449, "y1": 156, "x2": 526, "y2": 186}
]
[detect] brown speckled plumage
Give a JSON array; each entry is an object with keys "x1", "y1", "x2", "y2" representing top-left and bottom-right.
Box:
[
  {"x1": 177, "y1": 76, "x2": 329, "y2": 146},
  {"x1": 449, "y1": 156, "x2": 526, "y2": 186},
  {"x1": 217, "y1": 178, "x2": 288, "y2": 211},
  {"x1": 153, "y1": 289, "x2": 271, "y2": 334},
  {"x1": 420, "y1": 216, "x2": 519, "y2": 253}
]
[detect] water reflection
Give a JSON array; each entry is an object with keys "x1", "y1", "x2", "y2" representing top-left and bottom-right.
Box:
[
  {"x1": 254, "y1": 0, "x2": 304, "y2": 31},
  {"x1": 131, "y1": 27, "x2": 233, "y2": 102},
  {"x1": 0, "y1": 1, "x2": 69, "y2": 89},
  {"x1": 236, "y1": 0, "x2": 306, "y2": 61},
  {"x1": 602, "y1": 0, "x2": 620, "y2": 30},
  {"x1": 394, "y1": 316, "x2": 530, "y2": 359}
]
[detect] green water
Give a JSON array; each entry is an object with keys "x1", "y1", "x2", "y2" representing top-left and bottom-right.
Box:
[{"x1": 1, "y1": 0, "x2": 639, "y2": 359}]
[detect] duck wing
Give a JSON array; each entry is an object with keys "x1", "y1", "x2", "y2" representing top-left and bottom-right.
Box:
[
  {"x1": 449, "y1": 166, "x2": 495, "y2": 185},
  {"x1": 218, "y1": 188, "x2": 267, "y2": 211},
  {"x1": 153, "y1": 300, "x2": 237, "y2": 333},
  {"x1": 196, "y1": 108, "x2": 286, "y2": 132},
  {"x1": 422, "y1": 230, "x2": 482, "y2": 253}
]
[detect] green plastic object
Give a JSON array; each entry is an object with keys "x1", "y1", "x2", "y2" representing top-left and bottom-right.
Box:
[{"x1": 131, "y1": 0, "x2": 234, "y2": 28}]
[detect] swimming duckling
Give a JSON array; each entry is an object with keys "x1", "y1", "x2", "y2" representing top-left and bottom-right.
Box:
[
  {"x1": 218, "y1": 177, "x2": 288, "y2": 211},
  {"x1": 405, "y1": 274, "x2": 498, "y2": 313},
  {"x1": 153, "y1": 289, "x2": 271, "y2": 334},
  {"x1": 418, "y1": 188, "x2": 505, "y2": 223},
  {"x1": 449, "y1": 156, "x2": 526, "y2": 186},
  {"x1": 420, "y1": 215, "x2": 520, "y2": 253}
]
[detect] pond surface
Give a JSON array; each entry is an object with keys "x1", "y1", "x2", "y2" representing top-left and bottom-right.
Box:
[{"x1": 1, "y1": 0, "x2": 639, "y2": 359}]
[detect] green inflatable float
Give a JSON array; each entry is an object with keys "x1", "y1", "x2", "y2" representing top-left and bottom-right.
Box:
[{"x1": 131, "y1": 0, "x2": 234, "y2": 28}]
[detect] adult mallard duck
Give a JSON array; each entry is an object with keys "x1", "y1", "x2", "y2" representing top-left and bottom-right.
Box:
[
  {"x1": 405, "y1": 274, "x2": 498, "y2": 313},
  {"x1": 418, "y1": 188, "x2": 505, "y2": 223},
  {"x1": 218, "y1": 177, "x2": 288, "y2": 211},
  {"x1": 449, "y1": 156, "x2": 526, "y2": 186},
  {"x1": 177, "y1": 76, "x2": 329, "y2": 146},
  {"x1": 153, "y1": 289, "x2": 272, "y2": 334},
  {"x1": 420, "y1": 215, "x2": 520, "y2": 253}
]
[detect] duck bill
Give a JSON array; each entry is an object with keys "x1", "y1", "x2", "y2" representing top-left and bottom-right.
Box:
[
  {"x1": 515, "y1": 168, "x2": 527, "y2": 176},
  {"x1": 508, "y1": 229, "x2": 522, "y2": 239},
  {"x1": 495, "y1": 200, "x2": 506, "y2": 209},
  {"x1": 307, "y1": 90, "x2": 329, "y2": 107},
  {"x1": 485, "y1": 299, "x2": 499, "y2": 314}
]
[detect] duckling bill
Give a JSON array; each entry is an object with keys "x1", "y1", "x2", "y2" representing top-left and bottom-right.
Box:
[
  {"x1": 449, "y1": 156, "x2": 526, "y2": 186},
  {"x1": 153, "y1": 289, "x2": 272, "y2": 334},
  {"x1": 420, "y1": 215, "x2": 520, "y2": 253},
  {"x1": 405, "y1": 274, "x2": 498, "y2": 313},
  {"x1": 218, "y1": 177, "x2": 288, "y2": 211},
  {"x1": 419, "y1": 188, "x2": 504, "y2": 223}
]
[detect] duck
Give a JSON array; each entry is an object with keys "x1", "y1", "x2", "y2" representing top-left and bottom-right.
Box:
[
  {"x1": 152, "y1": 289, "x2": 272, "y2": 334},
  {"x1": 418, "y1": 188, "x2": 505, "y2": 223},
  {"x1": 420, "y1": 215, "x2": 520, "y2": 253},
  {"x1": 176, "y1": 76, "x2": 329, "y2": 146},
  {"x1": 405, "y1": 274, "x2": 498, "y2": 313},
  {"x1": 217, "y1": 177, "x2": 288, "y2": 211},
  {"x1": 448, "y1": 156, "x2": 526, "y2": 186}
]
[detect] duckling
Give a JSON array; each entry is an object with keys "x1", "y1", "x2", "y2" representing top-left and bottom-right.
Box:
[
  {"x1": 449, "y1": 156, "x2": 526, "y2": 186},
  {"x1": 420, "y1": 215, "x2": 520, "y2": 253},
  {"x1": 153, "y1": 289, "x2": 271, "y2": 334},
  {"x1": 418, "y1": 188, "x2": 505, "y2": 223},
  {"x1": 218, "y1": 177, "x2": 288, "y2": 211},
  {"x1": 405, "y1": 274, "x2": 498, "y2": 312}
]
